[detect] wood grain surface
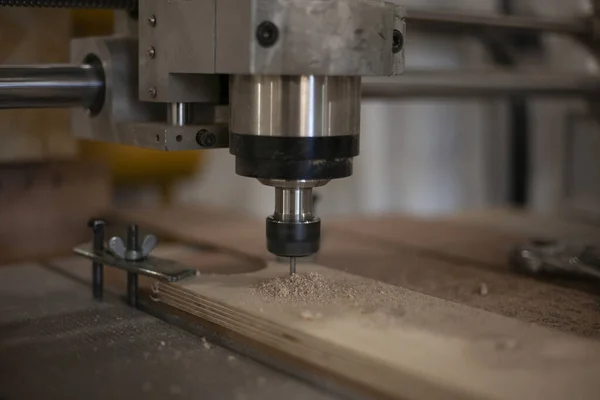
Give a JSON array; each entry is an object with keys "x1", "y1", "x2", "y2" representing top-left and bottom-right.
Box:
[
  {"x1": 156, "y1": 262, "x2": 600, "y2": 400},
  {"x1": 113, "y1": 205, "x2": 600, "y2": 338}
]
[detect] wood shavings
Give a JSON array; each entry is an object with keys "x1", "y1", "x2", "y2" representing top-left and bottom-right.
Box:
[
  {"x1": 479, "y1": 283, "x2": 489, "y2": 296},
  {"x1": 201, "y1": 337, "x2": 212, "y2": 350},
  {"x1": 252, "y1": 272, "x2": 400, "y2": 308},
  {"x1": 300, "y1": 310, "x2": 323, "y2": 320}
]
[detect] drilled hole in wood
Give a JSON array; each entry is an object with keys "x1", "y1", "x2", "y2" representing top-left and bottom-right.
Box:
[{"x1": 152, "y1": 243, "x2": 266, "y2": 275}]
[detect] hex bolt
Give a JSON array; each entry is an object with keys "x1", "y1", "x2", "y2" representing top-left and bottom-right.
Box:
[
  {"x1": 196, "y1": 129, "x2": 216, "y2": 147},
  {"x1": 256, "y1": 21, "x2": 279, "y2": 47},
  {"x1": 127, "y1": 272, "x2": 139, "y2": 308},
  {"x1": 147, "y1": 47, "x2": 156, "y2": 58},
  {"x1": 126, "y1": 224, "x2": 140, "y2": 308},
  {"x1": 127, "y1": 224, "x2": 139, "y2": 251},
  {"x1": 87, "y1": 218, "x2": 107, "y2": 300},
  {"x1": 148, "y1": 87, "x2": 157, "y2": 98},
  {"x1": 148, "y1": 14, "x2": 156, "y2": 26},
  {"x1": 392, "y1": 29, "x2": 404, "y2": 54}
]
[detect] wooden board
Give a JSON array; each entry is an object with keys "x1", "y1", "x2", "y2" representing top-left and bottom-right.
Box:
[
  {"x1": 327, "y1": 211, "x2": 600, "y2": 271},
  {"x1": 113, "y1": 205, "x2": 600, "y2": 339},
  {"x1": 156, "y1": 262, "x2": 600, "y2": 400}
]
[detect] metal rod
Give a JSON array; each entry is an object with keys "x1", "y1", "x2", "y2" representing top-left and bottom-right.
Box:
[
  {"x1": 127, "y1": 272, "x2": 138, "y2": 308},
  {"x1": 90, "y1": 219, "x2": 106, "y2": 300},
  {"x1": 405, "y1": 10, "x2": 590, "y2": 37},
  {"x1": 362, "y1": 71, "x2": 600, "y2": 99},
  {"x1": 0, "y1": 64, "x2": 104, "y2": 109},
  {"x1": 92, "y1": 262, "x2": 104, "y2": 299},
  {"x1": 0, "y1": 0, "x2": 137, "y2": 11},
  {"x1": 127, "y1": 224, "x2": 139, "y2": 251},
  {"x1": 169, "y1": 102, "x2": 189, "y2": 126},
  {"x1": 290, "y1": 257, "x2": 296, "y2": 276}
]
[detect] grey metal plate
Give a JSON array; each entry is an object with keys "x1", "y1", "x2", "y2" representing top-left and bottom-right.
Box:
[
  {"x1": 74, "y1": 242, "x2": 197, "y2": 282},
  {"x1": 0, "y1": 265, "x2": 342, "y2": 400}
]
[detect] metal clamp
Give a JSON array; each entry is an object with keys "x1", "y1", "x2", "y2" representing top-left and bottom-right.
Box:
[
  {"x1": 108, "y1": 225, "x2": 157, "y2": 261},
  {"x1": 510, "y1": 239, "x2": 600, "y2": 281},
  {"x1": 76, "y1": 220, "x2": 197, "y2": 308}
]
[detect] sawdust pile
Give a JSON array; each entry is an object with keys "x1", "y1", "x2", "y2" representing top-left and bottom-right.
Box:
[{"x1": 252, "y1": 272, "x2": 399, "y2": 307}]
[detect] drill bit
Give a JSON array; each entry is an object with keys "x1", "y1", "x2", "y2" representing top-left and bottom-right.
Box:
[{"x1": 289, "y1": 257, "x2": 296, "y2": 275}]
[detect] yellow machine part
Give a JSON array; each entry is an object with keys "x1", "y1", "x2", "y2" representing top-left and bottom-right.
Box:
[{"x1": 72, "y1": 10, "x2": 202, "y2": 196}]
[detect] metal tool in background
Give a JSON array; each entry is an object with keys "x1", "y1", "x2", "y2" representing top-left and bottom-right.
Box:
[
  {"x1": 510, "y1": 239, "x2": 600, "y2": 281},
  {"x1": 75, "y1": 219, "x2": 196, "y2": 307}
]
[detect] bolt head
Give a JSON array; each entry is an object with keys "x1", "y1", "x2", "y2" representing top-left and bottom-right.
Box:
[
  {"x1": 88, "y1": 218, "x2": 107, "y2": 229},
  {"x1": 196, "y1": 129, "x2": 216, "y2": 147},
  {"x1": 392, "y1": 29, "x2": 403, "y2": 54},
  {"x1": 148, "y1": 15, "x2": 156, "y2": 26},
  {"x1": 148, "y1": 87, "x2": 157, "y2": 98},
  {"x1": 256, "y1": 21, "x2": 279, "y2": 47},
  {"x1": 147, "y1": 47, "x2": 156, "y2": 58}
]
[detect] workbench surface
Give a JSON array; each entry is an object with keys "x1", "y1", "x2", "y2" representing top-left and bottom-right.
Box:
[
  {"x1": 2, "y1": 207, "x2": 599, "y2": 399},
  {"x1": 0, "y1": 264, "x2": 344, "y2": 400}
]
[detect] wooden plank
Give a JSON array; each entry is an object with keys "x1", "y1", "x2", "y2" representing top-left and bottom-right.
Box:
[
  {"x1": 156, "y1": 262, "x2": 600, "y2": 400},
  {"x1": 442, "y1": 209, "x2": 600, "y2": 238},
  {"x1": 327, "y1": 211, "x2": 600, "y2": 271},
  {"x1": 113, "y1": 206, "x2": 600, "y2": 339}
]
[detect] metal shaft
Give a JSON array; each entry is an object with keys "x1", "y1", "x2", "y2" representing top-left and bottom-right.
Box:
[
  {"x1": 274, "y1": 187, "x2": 314, "y2": 222},
  {"x1": 127, "y1": 272, "x2": 138, "y2": 308},
  {"x1": 0, "y1": 64, "x2": 104, "y2": 109},
  {"x1": 362, "y1": 71, "x2": 600, "y2": 99},
  {"x1": 91, "y1": 221, "x2": 106, "y2": 300},
  {"x1": 0, "y1": 0, "x2": 137, "y2": 11},
  {"x1": 92, "y1": 261, "x2": 104, "y2": 299},
  {"x1": 127, "y1": 225, "x2": 139, "y2": 251},
  {"x1": 169, "y1": 102, "x2": 189, "y2": 127},
  {"x1": 405, "y1": 10, "x2": 589, "y2": 37}
]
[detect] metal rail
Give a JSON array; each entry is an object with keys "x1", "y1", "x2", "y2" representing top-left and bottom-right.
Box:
[
  {"x1": 1, "y1": 65, "x2": 597, "y2": 108},
  {"x1": 0, "y1": 64, "x2": 104, "y2": 109},
  {"x1": 362, "y1": 71, "x2": 600, "y2": 99},
  {"x1": 405, "y1": 10, "x2": 590, "y2": 37},
  {"x1": 0, "y1": 0, "x2": 137, "y2": 10}
]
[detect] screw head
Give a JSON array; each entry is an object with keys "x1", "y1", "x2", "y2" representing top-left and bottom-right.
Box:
[
  {"x1": 88, "y1": 218, "x2": 107, "y2": 230},
  {"x1": 256, "y1": 21, "x2": 279, "y2": 47},
  {"x1": 196, "y1": 129, "x2": 216, "y2": 147},
  {"x1": 148, "y1": 87, "x2": 157, "y2": 98},
  {"x1": 148, "y1": 14, "x2": 156, "y2": 26},
  {"x1": 147, "y1": 47, "x2": 156, "y2": 58},
  {"x1": 392, "y1": 29, "x2": 403, "y2": 54}
]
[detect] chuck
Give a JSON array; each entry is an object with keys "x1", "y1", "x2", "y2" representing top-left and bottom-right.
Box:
[
  {"x1": 261, "y1": 179, "x2": 327, "y2": 257},
  {"x1": 229, "y1": 74, "x2": 361, "y2": 260}
]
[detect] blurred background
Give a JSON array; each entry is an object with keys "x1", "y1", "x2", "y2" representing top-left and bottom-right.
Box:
[
  {"x1": 1, "y1": 0, "x2": 598, "y2": 236},
  {"x1": 3, "y1": 2, "x2": 600, "y2": 397}
]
